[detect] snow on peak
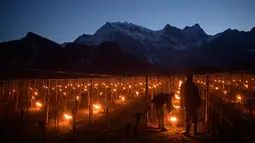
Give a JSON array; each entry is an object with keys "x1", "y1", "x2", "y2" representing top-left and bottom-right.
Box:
[
  {"x1": 94, "y1": 22, "x2": 115, "y2": 37},
  {"x1": 192, "y1": 23, "x2": 201, "y2": 28},
  {"x1": 183, "y1": 23, "x2": 208, "y2": 46},
  {"x1": 73, "y1": 22, "x2": 213, "y2": 66},
  {"x1": 74, "y1": 22, "x2": 209, "y2": 51},
  {"x1": 184, "y1": 23, "x2": 201, "y2": 29},
  {"x1": 164, "y1": 24, "x2": 171, "y2": 29},
  {"x1": 251, "y1": 27, "x2": 255, "y2": 34},
  {"x1": 162, "y1": 24, "x2": 185, "y2": 37},
  {"x1": 184, "y1": 23, "x2": 205, "y2": 35},
  {"x1": 163, "y1": 24, "x2": 177, "y2": 30},
  {"x1": 92, "y1": 21, "x2": 159, "y2": 43}
]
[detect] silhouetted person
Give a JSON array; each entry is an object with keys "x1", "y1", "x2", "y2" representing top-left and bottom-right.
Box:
[
  {"x1": 38, "y1": 121, "x2": 46, "y2": 142},
  {"x1": 150, "y1": 92, "x2": 173, "y2": 131},
  {"x1": 180, "y1": 74, "x2": 201, "y2": 136},
  {"x1": 20, "y1": 109, "x2": 24, "y2": 121}
]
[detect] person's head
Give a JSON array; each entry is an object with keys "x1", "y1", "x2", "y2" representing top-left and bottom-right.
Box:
[{"x1": 186, "y1": 74, "x2": 193, "y2": 82}]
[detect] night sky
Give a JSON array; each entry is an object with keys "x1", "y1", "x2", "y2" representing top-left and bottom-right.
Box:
[{"x1": 1, "y1": 0, "x2": 254, "y2": 43}]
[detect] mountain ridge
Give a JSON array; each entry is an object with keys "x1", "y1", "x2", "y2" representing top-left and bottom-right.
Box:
[
  {"x1": 1, "y1": 22, "x2": 255, "y2": 76},
  {"x1": 74, "y1": 22, "x2": 213, "y2": 66}
]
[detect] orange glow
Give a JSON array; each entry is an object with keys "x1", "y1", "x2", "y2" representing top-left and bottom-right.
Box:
[
  {"x1": 179, "y1": 80, "x2": 182, "y2": 88},
  {"x1": 169, "y1": 117, "x2": 177, "y2": 122},
  {"x1": 175, "y1": 94, "x2": 180, "y2": 100},
  {"x1": 173, "y1": 105, "x2": 180, "y2": 108},
  {"x1": 64, "y1": 113, "x2": 72, "y2": 119},
  {"x1": 93, "y1": 104, "x2": 101, "y2": 109},
  {"x1": 36, "y1": 102, "x2": 42, "y2": 107}
]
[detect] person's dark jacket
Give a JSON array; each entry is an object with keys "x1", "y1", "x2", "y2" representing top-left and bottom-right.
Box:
[
  {"x1": 180, "y1": 81, "x2": 201, "y2": 111},
  {"x1": 151, "y1": 93, "x2": 173, "y2": 112}
]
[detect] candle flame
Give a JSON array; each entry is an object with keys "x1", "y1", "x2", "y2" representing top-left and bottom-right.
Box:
[
  {"x1": 36, "y1": 102, "x2": 42, "y2": 107},
  {"x1": 93, "y1": 104, "x2": 101, "y2": 109},
  {"x1": 175, "y1": 94, "x2": 180, "y2": 100},
  {"x1": 170, "y1": 117, "x2": 177, "y2": 122},
  {"x1": 64, "y1": 113, "x2": 72, "y2": 119},
  {"x1": 173, "y1": 105, "x2": 180, "y2": 108},
  {"x1": 179, "y1": 80, "x2": 182, "y2": 88}
]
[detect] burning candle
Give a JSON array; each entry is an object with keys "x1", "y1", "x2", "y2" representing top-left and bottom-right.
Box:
[
  {"x1": 175, "y1": 94, "x2": 180, "y2": 100},
  {"x1": 93, "y1": 104, "x2": 101, "y2": 109},
  {"x1": 36, "y1": 101, "x2": 42, "y2": 107},
  {"x1": 121, "y1": 97, "x2": 125, "y2": 101},
  {"x1": 135, "y1": 91, "x2": 139, "y2": 96},
  {"x1": 169, "y1": 117, "x2": 177, "y2": 122},
  {"x1": 64, "y1": 113, "x2": 72, "y2": 119}
]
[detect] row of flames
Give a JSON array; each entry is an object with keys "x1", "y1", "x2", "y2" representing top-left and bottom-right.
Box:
[
  {"x1": 13, "y1": 79, "x2": 166, "y2": 122},
  {"x1": 168, "y1": 80, "x2": 182, "y2": 124},
  {"x1": 31, "y1": 83, "x2": 150, "y2": 121},
  {"x1": 32, "y1": 95, "x2": 128, "y2": 120},
  {"x1": 196, "y1": 77, "x2": 255, "y2": 103},
  {"x1": 168, "y1": 76, "x2": 255, "y2": 124}
]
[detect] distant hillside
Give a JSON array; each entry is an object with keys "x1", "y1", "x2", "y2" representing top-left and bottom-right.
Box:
[{"x1": 1, "y1": 22, "x2": 255, "y2": 78}]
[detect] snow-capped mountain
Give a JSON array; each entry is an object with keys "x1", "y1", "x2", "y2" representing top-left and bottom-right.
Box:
[
  {"x1": 74, "y1": 22, "x2": 210, "y2": 66},
  {"x1": 1, "y1": 22, "x2": 255, "y2": 77}
]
